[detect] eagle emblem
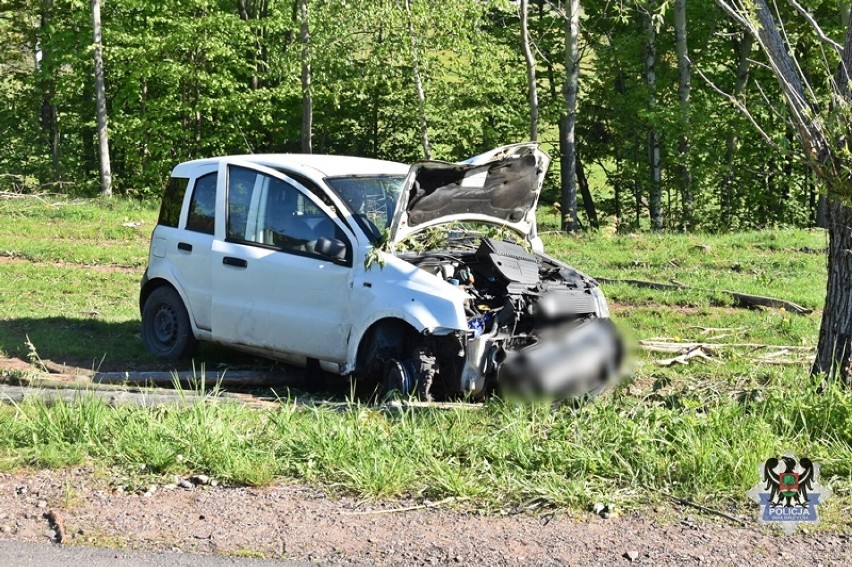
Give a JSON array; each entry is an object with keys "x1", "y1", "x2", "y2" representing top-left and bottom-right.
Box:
[{"x1": 747, "y1": 453, "x2": 831, "y2": 535}]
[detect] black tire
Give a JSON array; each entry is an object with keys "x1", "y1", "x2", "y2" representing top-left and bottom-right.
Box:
[{"x1": 141, "y1": 286, "x2": 198, "y2": 360}]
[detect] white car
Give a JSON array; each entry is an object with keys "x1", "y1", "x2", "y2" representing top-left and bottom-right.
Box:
[{"x1": 140, "y1": 143, "x2": 621, "y2": 398}]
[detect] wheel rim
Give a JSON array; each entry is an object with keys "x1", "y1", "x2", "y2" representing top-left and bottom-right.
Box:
[
  {"x1": 152, "y1": 303, "x2": 179, "y2": 348},
  {"x1": 384, "y1": 360, "x2": 415, "y2": 396}
]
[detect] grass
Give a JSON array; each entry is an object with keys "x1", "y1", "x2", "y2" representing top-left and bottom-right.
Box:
[{"x1": 0, "y1": 196, "x2": 849, "y2": 526}]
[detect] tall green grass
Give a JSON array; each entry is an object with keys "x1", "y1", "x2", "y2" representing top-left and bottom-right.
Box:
[{"x1": 1, "y1": 369, "x2": 849, "y2": 509}]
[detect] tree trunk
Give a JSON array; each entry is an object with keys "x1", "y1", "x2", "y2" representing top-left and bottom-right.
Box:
[
  {"x1": 674, "y1": 0, "x2": 691, "y2": 229},
  {"x1": 299, "y1": 0, "x2": 312, "y2": 154},
  {"x1": 645, "y1": 14, "x2": 663, "y2": 230},
  {"x1": 814, "y1": 201, "x2": 852, "y2": 378},
  {"x1": 37, "y1": 0, "x2": 61, "y2": 183},
  {"x1": 721, "y1": 33, "x2": 752, "y2": 226},
  {"x1": 91, "y1": 0, "x2": 112, "y2": 196},
  {"x1": 403, "y1": 0, "x2": 430, "y2": 159},
  {"x1": 576, "y1": 150, "x2": 598, "y2": 228},
  {"x1": 520, "y1": 0, "x2": 538, "y2": 141},
  {"x1": 560, "y1": 0, "x2": 580, "y2": 232},
  {"x1": 645, "y1": 14, "x2": 662, "y2": 230},
  {"x1": 814, "y1": 13, "x2": 852, "y2": 380},
  {"x1": 237, "y1": 0, "x2": 260, "y2": 90}
]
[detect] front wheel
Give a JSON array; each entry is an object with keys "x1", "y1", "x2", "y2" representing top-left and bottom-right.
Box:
[{"x1": 141, "y1": 287, "x2": 198, "y2": 360}]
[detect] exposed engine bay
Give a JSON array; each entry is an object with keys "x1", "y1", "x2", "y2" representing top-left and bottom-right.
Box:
[{"x1": 393, "y1": 237, "x2": 621, "y2": 399}]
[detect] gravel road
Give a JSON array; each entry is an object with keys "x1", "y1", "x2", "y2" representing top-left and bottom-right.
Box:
[{"x1": 0, "y1": 469, "x2": 849, "y2": 566}]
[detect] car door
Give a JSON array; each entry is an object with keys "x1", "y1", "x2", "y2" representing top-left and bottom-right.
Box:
[
  {"x1": 172, "y1": 170, "x2": 217, "y2": 331},
  {"x1": 210, "y1": 160, "x2": 355, "y2": 363}
]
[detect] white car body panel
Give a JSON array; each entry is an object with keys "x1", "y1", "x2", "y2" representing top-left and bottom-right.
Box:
[{"x1": 142, "y1": 149, "x2": 618, "y2": 398}]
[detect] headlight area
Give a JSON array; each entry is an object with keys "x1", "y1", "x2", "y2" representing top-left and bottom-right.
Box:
[
  {"x1": 399, "y1": 238, "x2": 622, "y2": 400},
  {"x1": 422, "y1": 318, "x2": 623, "y2": 400}
]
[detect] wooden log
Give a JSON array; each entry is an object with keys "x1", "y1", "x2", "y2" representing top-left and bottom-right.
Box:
[
  {"x1": 725, "y1": 290, "x2": 813, "y2": 315},
  {"x1": 92, "y1": 369, "x2": 297, "y2": 388},
  {"x1": 0, "y1": 384, "x2": 280, "y2": 409},
  {"x1": 596, "y1": 277, "x2": 813, "y2": 315},
  {"x1": 595, "y1": 277, "x2": 687, "y2": 291}
]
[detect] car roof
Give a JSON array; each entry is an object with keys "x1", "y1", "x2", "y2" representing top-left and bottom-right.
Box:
[{"x1": 172, "y1": 154, "x2": 409, "y2": 178}]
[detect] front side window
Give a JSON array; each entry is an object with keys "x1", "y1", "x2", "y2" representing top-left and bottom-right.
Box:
[
  {"x1": 158, "y1": 176, "x2": 188, "y2": 228},
  {"x1": 227, "y1": 166, "x2": 349, "y2": 261},
  {"x1": 185, "y1": 173, "x2": 216, "y2": 234}
]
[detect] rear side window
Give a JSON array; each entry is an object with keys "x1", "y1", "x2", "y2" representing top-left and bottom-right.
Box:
[
  {"x1": 186, "y1": 173, "x2": 217, "y2": 234},
  {"x1": 158, "y1": 176, "x2": 188, "y2": 228}
]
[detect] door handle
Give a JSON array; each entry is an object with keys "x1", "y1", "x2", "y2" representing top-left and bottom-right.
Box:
[
  {"x1": 177, "y1": 242, "x2": 193, "y2": 252},
  {"x1": 223, "y1": 256, "x2": 248, "y2": 268}
]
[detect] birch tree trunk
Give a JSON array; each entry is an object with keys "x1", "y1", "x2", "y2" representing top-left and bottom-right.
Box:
[
  {"x1": 674, "y1": 0, "x2": 691, "y2": 228},
  {"x1": 645, "y1": 14, "x2": 662, "y2": 230},
  {"x1": 299, "y1": 0, "x2": 312, "y2": 154},
  {"x1": 559, "y1": 0, "x2": 580, "y2": 232},
  {"x1": 520, "y1": 0, "x2": 538, "y2": 141},
  {"x1": 405, "y1": 0, "x2": 431, "y2": 159},
  {"x1": 91, "y1": 0, "x2": 111, "y2": 196}
]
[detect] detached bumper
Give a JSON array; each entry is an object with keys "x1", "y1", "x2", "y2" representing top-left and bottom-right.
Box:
[{"x1": 499, "y1": 318, "x2": 623, "y2": 397}]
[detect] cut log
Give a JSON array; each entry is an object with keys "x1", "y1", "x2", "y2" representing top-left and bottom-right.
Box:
[
  {"x1": 0, "y1": 384, "x2": 280, "y2": 409},
  {"x1": 725, "y1": 290, "x2": 813, "y2": 315},
  {"x1": 595, "y1": 277, "x2": 687, "y2": 291},
  {"x1": 596, "y1": 277, "x2": 813, "y2": 315},
  {"x1": 92, "y1": 369, "x2": 296, "y2": 388}
]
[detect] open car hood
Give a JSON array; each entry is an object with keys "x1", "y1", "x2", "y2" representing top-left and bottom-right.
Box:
[{"x1": 389, "y1": 143, "x2": 551, "y2": 247}]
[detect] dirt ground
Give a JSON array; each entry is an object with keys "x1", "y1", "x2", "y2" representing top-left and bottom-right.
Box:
[{"x1": 0, "y1": 469, "x2": 849, "y2": 566}]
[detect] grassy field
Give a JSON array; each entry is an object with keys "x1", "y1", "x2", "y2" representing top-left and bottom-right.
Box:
[{"x1": 0, "y1": 196, "x2": 849, "y2": 526}]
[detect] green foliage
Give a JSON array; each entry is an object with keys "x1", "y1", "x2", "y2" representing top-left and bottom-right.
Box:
[{"x1": 0, "y1": 0, "x2": 844, "y2": 228}]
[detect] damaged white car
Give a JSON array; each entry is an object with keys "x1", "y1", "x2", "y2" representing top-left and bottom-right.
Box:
[{"x1": 140, "y1": 143, "x2": 622, "y2": 399}]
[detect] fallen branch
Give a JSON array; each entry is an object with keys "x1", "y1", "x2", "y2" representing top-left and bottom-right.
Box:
[
  {"x1": 596, "y1": 277, "x2": 812, "y2": 315},
  {"x1": 657, "y1": 346, "x2": 716, "y2": 367},
  {"x1": 662, "y1": 491, "x2": 749, "y2": 526},
  {"x1": 343, "y1": 496, "x2": 465, "y2": 515},
  {"x1": 640, "y1": 340, "x2": 815, "y2": 354}
]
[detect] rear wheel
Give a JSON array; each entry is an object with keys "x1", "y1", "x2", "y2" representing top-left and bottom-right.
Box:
[{"x1": 142, "y1": 287, "x2": 198, "y2": 360}]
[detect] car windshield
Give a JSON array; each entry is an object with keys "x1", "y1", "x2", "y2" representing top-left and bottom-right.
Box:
[{"x1": 325, "y1": 175, "x2": 405, "y2": 242}]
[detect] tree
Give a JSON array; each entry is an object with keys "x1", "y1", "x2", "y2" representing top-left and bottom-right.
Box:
[
  {"x1": 715, "y1": 0, "x2": 852, "y2": 382},
  {"x1": 299, "y1": 0, "x2": 312, "y2": 154},
  {"x1": 520, "y1": 0, "x2": 538, "y2": 141},
  {"x1": 559, "y1": 0, "x2": 580, "y2": 232},
  {"x1": 643, "y1": 6, "x2": 662, "y2": 230},
  {"x1": 403, "y1": 0, "x2": 431, "y2": 159},
  {"x1": 673, "y1": 0, "x2": 691, "y2": 228},
  {"x1": 91, "y1": 0, "x2": 111, "y2": 196}
]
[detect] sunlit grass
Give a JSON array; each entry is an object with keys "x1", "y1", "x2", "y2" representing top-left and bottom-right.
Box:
[{"x1": 0, "y1": 197, "x2": 848, "y2": 526}]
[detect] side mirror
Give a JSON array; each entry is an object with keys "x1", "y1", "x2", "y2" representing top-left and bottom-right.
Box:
[{"x1": 315, "y1": 237, "x2": 347, "y2": 260}]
